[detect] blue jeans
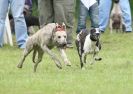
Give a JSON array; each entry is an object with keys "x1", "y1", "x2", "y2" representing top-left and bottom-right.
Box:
[
  {"x1": 76, "y1": 1, "x2": 99, "y2": 33},
  {"x1": 0, "y1": 0, "x2": 28, "y2": 48},
  {"x1": 99, "y1": 0, "x2": 132, "y2": 32}
]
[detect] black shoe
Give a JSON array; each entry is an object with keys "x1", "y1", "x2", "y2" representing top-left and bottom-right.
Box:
[
  {"x1": 100, "y1": 30, "x2": 104, "y2": 34},
  {"x1": 0, "y1": 44, "x2": 3, "y2": 48},
  {"x1": 125, "y1": 31, "x2": 132, "y2": 33}
]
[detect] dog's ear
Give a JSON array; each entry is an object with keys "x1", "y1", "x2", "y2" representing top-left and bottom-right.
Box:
[
  {"x1": 62, "y1": 22, "x2": 66, "y2": 31},
  {"x1": 55, "y1": 23, "x2": 59, "y2": 27},
  {"x1": 90, "y1": 28, "x2": 96, "y2": 34}
]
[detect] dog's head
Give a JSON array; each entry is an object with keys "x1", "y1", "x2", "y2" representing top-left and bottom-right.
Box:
[
  {"x1": 53, "y1": 23, "x2": 67, "y2": 48},
  {"x1": 113, "y1": 0, "x2": 119, "y2": 3},
  {"x1": 90, "y1": 28, "x2": 100, "y2": 41},
  {"x1": 23, "y1": 5, "x2": 31, "y2": 16}
]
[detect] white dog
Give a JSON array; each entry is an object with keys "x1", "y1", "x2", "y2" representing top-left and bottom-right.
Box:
[
  {"x1": 109, "y1": 0, "x2": 125, "y2": 33},
  {"x1": 17, "y1": 23, "x2": 71, "y2": 72}
]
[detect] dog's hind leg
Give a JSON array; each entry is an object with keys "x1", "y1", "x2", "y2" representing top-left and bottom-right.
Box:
[
  {"x1": 79, "y1": 55, "x2": 84, "y2": 69},
  {"x1": 81, "y1": 53, "x2": 87, "y2": 69},
  {"x1": 75, "y1": 40, "x2": 84, "y2": 69},
  {"x1": 17, "y1": 48, "x2": 32, "y2": 68},
  {"x1": 34, "y1": 49, "x2": 44, "y2": 72},
  {"x1": 32, "y1": 49, "x2": 37, "y2": 63}
]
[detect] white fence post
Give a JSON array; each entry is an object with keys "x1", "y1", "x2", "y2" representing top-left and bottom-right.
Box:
[{"x1": 3, "y1": 11, "x2": 13, "y2": 46}]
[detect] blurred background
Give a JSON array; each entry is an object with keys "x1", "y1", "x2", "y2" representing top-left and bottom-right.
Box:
[{"x1": 31, "y1": 0, "x2": 133, "y2": 18}]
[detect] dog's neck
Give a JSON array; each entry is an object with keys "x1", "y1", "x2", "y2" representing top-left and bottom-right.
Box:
[{"x1": 112, "y1": 3, "x2": 121, "y2": 14}]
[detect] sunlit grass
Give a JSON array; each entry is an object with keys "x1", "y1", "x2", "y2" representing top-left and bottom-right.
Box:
[{"x1": 0, "y1": 30, "x2": 133, "y2": 94}]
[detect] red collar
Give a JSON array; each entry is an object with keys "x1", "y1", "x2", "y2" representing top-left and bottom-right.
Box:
[{"x1": 55, "y1": 26, "x2": 65, "y2": 32}]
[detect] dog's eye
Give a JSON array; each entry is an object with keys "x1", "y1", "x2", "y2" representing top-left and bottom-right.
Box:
[
  {"x1": 58, "y1": 36, "x2": 61, "y2": 38},
  {"x1": 64, "y1": 36, "x2": 66, "y2": 38}
]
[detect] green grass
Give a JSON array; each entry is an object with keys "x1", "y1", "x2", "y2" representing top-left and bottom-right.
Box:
[{"x1": 1, "y1": 31, "x2": 133, "y2": 94}]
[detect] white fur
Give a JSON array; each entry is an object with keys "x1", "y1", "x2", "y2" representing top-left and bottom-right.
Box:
[{"x1": 83, "y1": 34, "x2": 99, "y2": 54}]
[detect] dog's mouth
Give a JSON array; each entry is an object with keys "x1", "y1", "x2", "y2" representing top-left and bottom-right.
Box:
[
  {"x1": 56, "y1": 43, "x2": 67, "y2": 48},
  {"x1": 90, "y1": 34, "x2": 100, "y2": 41}
]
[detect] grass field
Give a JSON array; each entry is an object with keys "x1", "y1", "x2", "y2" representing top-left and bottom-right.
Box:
[{"x1": 0, "y1": 30, "x2": 133, "y2": 94}]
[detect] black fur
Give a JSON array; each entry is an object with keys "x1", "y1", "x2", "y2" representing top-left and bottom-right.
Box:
[
  {"x1": 24, "y1": 15, "x2": 40, "y2": 28},
  {"x1": 9, "y1": 14, "x2": 40, "y2": 35},
  {"x1": 113, "y1": 0, "x2": 119, "y2": 3}
]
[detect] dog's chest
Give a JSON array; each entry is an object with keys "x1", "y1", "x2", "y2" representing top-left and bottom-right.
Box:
[{"x1": 83, "y1": 35, "x2": 99, "y2": 54}]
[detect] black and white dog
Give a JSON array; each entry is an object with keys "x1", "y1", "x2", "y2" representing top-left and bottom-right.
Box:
[{"x1": 75, "y1": 28, "x2": 102, "y2": 69}]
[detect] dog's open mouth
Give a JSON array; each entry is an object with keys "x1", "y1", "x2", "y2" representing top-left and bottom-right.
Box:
[{"x1": 57, "y1": 43, "x2": 67, "y2": 48}]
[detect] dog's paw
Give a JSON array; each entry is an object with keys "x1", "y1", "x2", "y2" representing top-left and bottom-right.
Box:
[
  {"x1": 66, "y1": 63, "x2": 71, "y2": 66},
  {"x1": 81, "y1": 67, "x2": 85, "y2": 70},
  {"x1": 56, "y1": 64, "x2": 62, "y2": 69},
  {"x1": 64, "y1": 61, "x2": 71, "y2": 66},
  {"x1": 90, "y1": 62, "x2": 94, "y2": 65},
  {"x1": 95, "y1": 57, "x2": 102, "y2": 61},
  {"x1": 17, "y1": 64, "x2": 22, "y2": 68}
]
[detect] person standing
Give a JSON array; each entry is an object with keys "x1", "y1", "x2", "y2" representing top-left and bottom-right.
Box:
[
  {"x1": 38, "y1": 0, "x2": 75, "y2": 48},
  {"x1": 76, "y1": 0, "x2": 99, "y2": 34},
  {"x1": 24, "y1": 0, "x2": 32, "y2": 15},
  {"x1": 99, "y1": 0, "x2": 132, "y2": 33},
  {"x1": 0, "y1": 0, "x2": 28, "y2": 48}
]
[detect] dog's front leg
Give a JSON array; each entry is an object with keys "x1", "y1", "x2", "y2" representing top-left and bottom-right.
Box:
[
  {"x1": 90, "y1": 52, "x2": 96, "y2": 65},
  {"x1": 94, "y1": 52, "x2": 102, "y2": 61},
  {"x1": 58, "y1": 48, "x2": 71, "y2": 66},
  {"x1": 41, "y1": 45, "x2": 62, "y2": 69}
]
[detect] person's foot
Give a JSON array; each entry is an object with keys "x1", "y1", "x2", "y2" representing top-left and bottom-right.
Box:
[
  {"x1": 100, "y1": 30, "x2": 104, "y2": 34},
  {"x1": 18, "y1": 44, "x2": 26, "y2": 49},
  {"x1": 66, "y1": 43, "x2": 73, "y2": 48},
  {"x1": 0, "y1": 44, "x2": 3, "y2": 48},
  {"x1": 125, "y1": 31, "x2": 132, "y2": 33}
]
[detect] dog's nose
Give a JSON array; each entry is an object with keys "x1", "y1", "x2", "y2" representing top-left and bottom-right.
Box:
[
  {"x1": 96, "y1": 33, "x2": 100, "y2": 37},
  {"x1": 62, "y1": 43, "x2": 67, "y2": 47}
]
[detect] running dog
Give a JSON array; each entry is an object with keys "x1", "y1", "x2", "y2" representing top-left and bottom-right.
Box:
[
  {"x1": 110, "y1": 0, "x2": 125, "y2": 33},
  {"x1": 75, "y1": 28, "x2": 102, "y2": 69},
  {"x1": 17, "y1": 23, "x2": 71, "y2": 72}
]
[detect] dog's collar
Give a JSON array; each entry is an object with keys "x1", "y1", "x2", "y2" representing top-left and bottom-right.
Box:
[{"x1": 55, "y1": 26, "x2": 65, "y2": 32}]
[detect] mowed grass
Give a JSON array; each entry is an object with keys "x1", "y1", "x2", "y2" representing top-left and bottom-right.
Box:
[{"x1": 0, "y1": 31, "x2": 133, "y2": 94}]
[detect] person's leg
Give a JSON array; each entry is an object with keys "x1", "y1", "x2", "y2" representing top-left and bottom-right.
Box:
[
  {"x1": 97, "y1": 0, "x2": 99, "y2": 5},
  {"x1": 38, "y1": 0, "x2": 54, "y2": 28},
  {"x1": 0, "y1": 0, "x2": 9, "y2": 47},
  {"x1": 54, "y1": 0, "x2": 75, "y2": 46},
  {"x1": 119, "y1": 0, "x2": 132, "y2": 32},
  {"x1": 76, "y1": 1, "x2": 88, "y2": 34},
  {"x1": 89, "y1": 2, "x2": 99, "y2": 29},
  {"x1": 99, "y1": 0, "x2": 112, "y2": 32},
  {"x1": 10, "y1": 0, "x2": 28, "y2": 48}
]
